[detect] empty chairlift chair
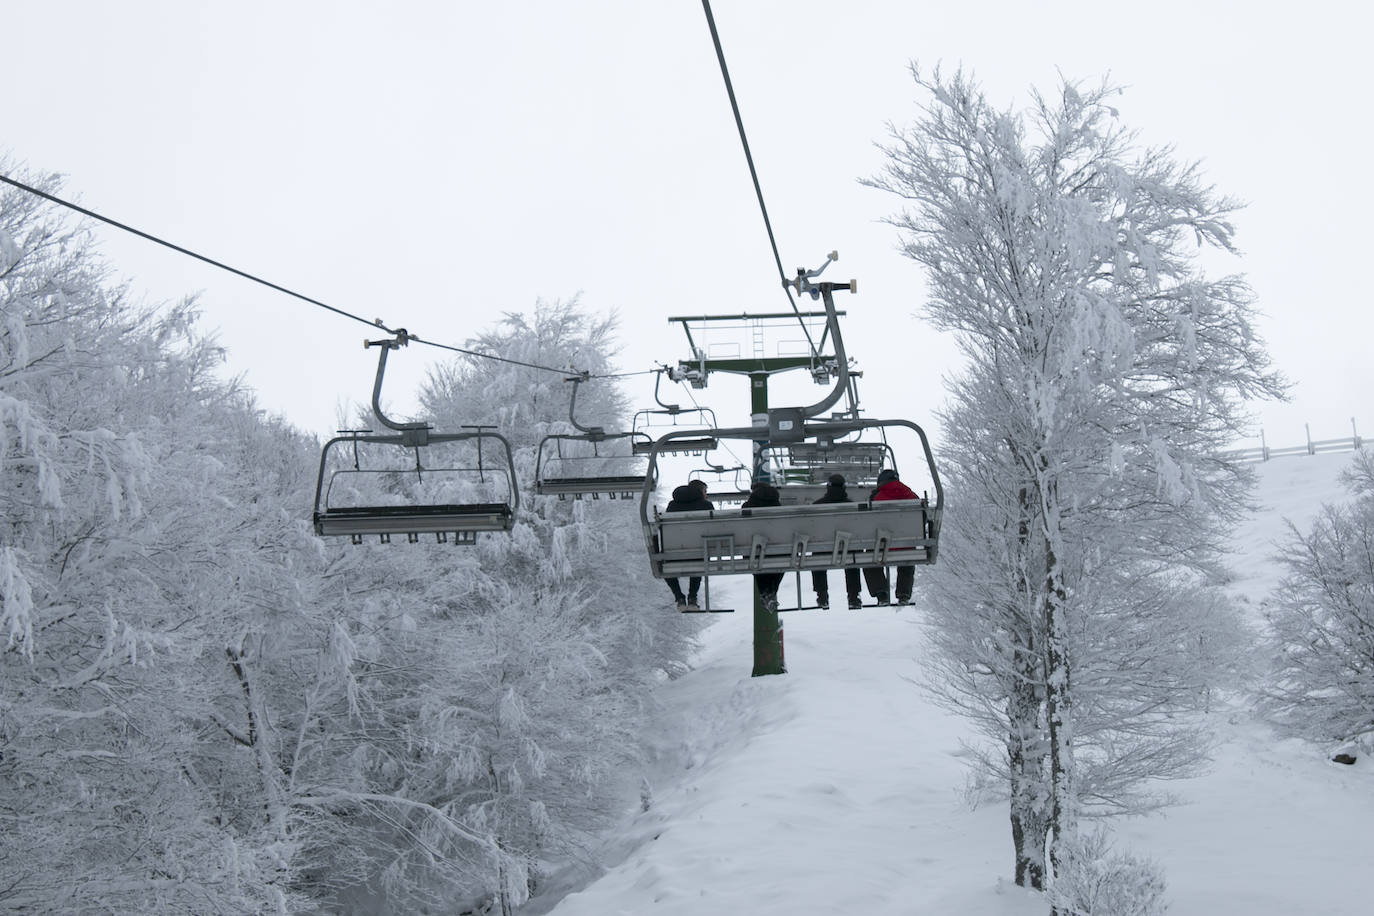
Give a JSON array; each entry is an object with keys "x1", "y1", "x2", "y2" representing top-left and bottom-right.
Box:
[
  {"x1": 312, "y1": 334, "x2": 519, "y2": 544},
  {"x1": 534, "y1": 376, "x2": 655, "y2": 500},
  {"x1": 630, "y1": 369, "x2": 720, "y2": 458},
  {"x1": 768, "y1": 438, "x2": 895, "y2": 505},
  {"x1": 689, "y1": 461, "x2": 754, "y2": 506}
]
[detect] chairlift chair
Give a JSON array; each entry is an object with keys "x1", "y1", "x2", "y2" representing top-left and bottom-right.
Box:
[
  {"x1": 767, "y1": 438, "x2": 895, "y2": 505},
  {"x1": 689, "y1": 461, "x2": 753, "y2": 506},
  {"x1": 533, "y1": 376, "x2": 655, "y2": 500},
  {"x1": 639, "y1": 419, "x2": 943, "y2": 608},
  {"x1": 640, "y1": 252, "x2": 944, "y2": 611},
  {"x1": 630, "y1": 370, "x2": 720, "y2": 457},
  {"x1": 312, "y1": 334, "x2": 519, "y2": 544},
  {"x1": 785, "y1": 439, "x2": 892, "y2": 481}
]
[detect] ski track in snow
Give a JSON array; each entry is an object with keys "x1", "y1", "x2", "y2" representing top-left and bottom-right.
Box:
[{"x1": 529, "y1": 450, "x2": 1371, "y2": 916}]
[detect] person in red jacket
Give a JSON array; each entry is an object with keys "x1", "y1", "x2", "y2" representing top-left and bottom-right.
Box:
[{"x1": 864, "y1": 468, "x2": 919, "y2": 605}]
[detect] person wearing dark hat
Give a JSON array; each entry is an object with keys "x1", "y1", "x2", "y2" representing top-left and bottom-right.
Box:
[
  {"x1": 811, "y1": 474, "x2": 863, "y2": 609},
  {"x1": 664, "y1": 478, "x2": 713, "y2": 609},
  {"x1": 864, "y1": 468, "x2": 920, "y2": 605},
  {"x1": 741, "y1": 481, "x2": 784, "y2": 610}
]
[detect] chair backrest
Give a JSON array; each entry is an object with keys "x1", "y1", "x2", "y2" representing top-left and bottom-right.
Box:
[{"x1": 649, "y1": 498, "x2": 934, "y2": 578}]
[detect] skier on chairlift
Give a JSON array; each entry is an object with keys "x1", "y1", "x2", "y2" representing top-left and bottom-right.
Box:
[
  {"x1": 741, "y1": 480, "x2": 785, "y2": 610},
  {"x1": 664, "y1": 478, "x2": 713, "y2": 609},
  {"x1": 864, "y1": 468, "x2": 919, "y2": 606},
  {"x1": 811, "y1": 474, "x2": 865, "y2": 609}
]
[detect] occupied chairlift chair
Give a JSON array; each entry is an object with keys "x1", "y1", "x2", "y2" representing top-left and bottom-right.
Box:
[
  {"x1": 534, "y1": 375, "x2": 656, "y2": 500},
  {"x1": 312, "y1": 333, "x2": 519, "y2": 544},
  {"x1": 638, "y1": 257, "x2": 943, "y2": 611},
  {"x1": 641, "y1": 420, "x2": 941, "y2": 611}
]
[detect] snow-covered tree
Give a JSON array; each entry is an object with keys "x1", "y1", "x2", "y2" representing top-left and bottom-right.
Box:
[
  {"x1": 0, "y1": 162, "x2": 323, "y2": 912},
  {"x1": 925, "y1": 381, "x2": 1248, "y2": 889},
  {"x1": 867, "y1": 70, "x2": 1284, "y2": 894},
  {"x1": 0, "y1": 159, "x2": 701, "y2": 914},
  {"x1": 417, "y1": 301, "x2": 701, "y2": 911},
  {"x1": 419, "y1": 300, "x2": 701, "y2": 679},
  {"x1": 1263, "y1": 449, "x2": 1374, "y2": 753},
  {"x1": 1046, "y1": 829, "x2": 1167, "y2": 916},
  {"x1": 297, "y1": 299, "x2": 701, "y2": 913}
]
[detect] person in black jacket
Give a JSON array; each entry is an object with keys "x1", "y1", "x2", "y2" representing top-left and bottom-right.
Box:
[
  {"x1": 664, "y1": 478, "x2": 712, "y2": 609},
  {"x1": 741, "y1": 481, "x2": 784, "y2": 611},
  {"x1": 811, "y1": 474, "x2": 864, "y2": 609}
]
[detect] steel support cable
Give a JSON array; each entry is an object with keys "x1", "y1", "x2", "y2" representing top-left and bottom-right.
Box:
[
  {"x1": 0, "y1": 171, "x2": 398, "y2": 336},
  {"x1": 682, "y1": 382, "x2": 749, "y2": 470},
  {"x1": 0, "y1": 170, "x2": 637, "y2": 380},
  {"x1": 699, "y1": 0, "x2": 818, "y2": 359},
  {"x1": 594, "y1": 368, "x2": 662, "y2": 380},
  {"x1": 406, "y1": 336, "x2": 604, "y2": 376}
]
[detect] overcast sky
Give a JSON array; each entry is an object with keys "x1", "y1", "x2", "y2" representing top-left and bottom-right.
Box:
[{"x1": 5, "y1": 0, "x2": 1370, "y2": 452}]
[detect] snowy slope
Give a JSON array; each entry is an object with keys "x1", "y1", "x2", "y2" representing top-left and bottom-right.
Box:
[
  {"x1": 529, "y1": 450, "x2": 1372, "y2": 916},
  {"x1": 1226, "y1": 451, "x2": 1353, "y2": 606}
]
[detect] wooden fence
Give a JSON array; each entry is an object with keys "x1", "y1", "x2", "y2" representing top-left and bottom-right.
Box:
[{"x1": 1227, "y1": 421, "x2": 1365, "y2": 463}]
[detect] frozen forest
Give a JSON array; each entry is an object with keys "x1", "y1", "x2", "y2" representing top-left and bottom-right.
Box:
[
  {"x1": 0, "y1": 161, "x2": 703, "y2": 914},
  {"x1": 3, "y1": 70, "x2": 1371, "y2": 916}
]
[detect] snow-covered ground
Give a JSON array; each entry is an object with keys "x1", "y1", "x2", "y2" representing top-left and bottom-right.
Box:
[{"x1": 526, "y1": 450, "x2": 1373, "y2": 915}]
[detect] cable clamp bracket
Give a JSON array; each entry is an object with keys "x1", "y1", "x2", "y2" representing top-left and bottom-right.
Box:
[{"x1": 787, "y1": 251, "x2": 857, "y2": 299}]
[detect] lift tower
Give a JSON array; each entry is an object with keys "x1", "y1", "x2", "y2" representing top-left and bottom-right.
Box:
[{"x1": 664, "y1": 256, "x2": 856, "y2": 676}]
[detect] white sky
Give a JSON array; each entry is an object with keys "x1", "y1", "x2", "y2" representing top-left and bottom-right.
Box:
[{"x1": 4, "y1": 1, "x2": 1371, "y2": 450}]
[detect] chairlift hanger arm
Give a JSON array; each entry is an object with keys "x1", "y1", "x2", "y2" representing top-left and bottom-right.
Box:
[
  {"x1": 564, "y1": 374, "x2": 606, "y2": 437},
  {"x1": 651, "y1": 369, "x2": 681, "y2": 413},
  {"x1": 364, "y1": 331, "x2": 430, "y2": 441},
  {"x1": 795, "y1": 269, "x2": 857, "y2": 421},
  {"x1": 557, "y1": 374, "x2": 643, "y2": 445}
]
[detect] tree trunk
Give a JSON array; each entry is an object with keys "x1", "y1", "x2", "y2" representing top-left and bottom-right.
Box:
[
  {"x1": 1009, "y1": 484, "x2": 1047, "y2": 888},
  {"x1": 1041, "y1": 479, "x2": 1075, "y2": 911},
  {"x1": 1008, "y1": 678, "x2": 1047, "y2": 889},
  {"x1": 226, "y1": 645, "x2": 289, "y2": 839}
]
